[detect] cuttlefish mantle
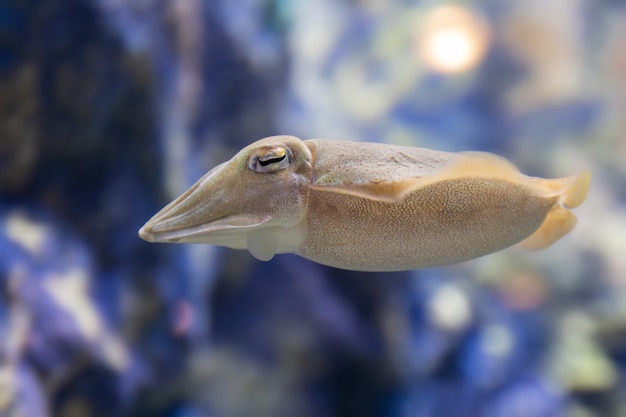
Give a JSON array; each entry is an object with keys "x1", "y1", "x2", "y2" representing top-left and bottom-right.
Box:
[{"x1": 139, "y1": 135, "x2": 591, "y2": 272}]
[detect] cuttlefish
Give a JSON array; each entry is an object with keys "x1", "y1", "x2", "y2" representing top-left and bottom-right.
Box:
[{"x1": 139, "y1": 135, "x2": 590, "y2": 272}]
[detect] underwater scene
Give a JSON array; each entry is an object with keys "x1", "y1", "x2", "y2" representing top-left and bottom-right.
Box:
[{"x1": 1, "y1": 0, "x2": 625, "y2": 416}]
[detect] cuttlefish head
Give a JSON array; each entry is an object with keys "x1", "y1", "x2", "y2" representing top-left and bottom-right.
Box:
[{"x1": 139, "y1": 135, "x2": 313, "y2": 260}]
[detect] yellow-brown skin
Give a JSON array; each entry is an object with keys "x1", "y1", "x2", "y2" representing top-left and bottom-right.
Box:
[
  {"x1": 302, "y1": 179, "x2": 553, "y2": 271},
  {"x1": 139, "y1": 135, "x2": 590, "y2": 272}
]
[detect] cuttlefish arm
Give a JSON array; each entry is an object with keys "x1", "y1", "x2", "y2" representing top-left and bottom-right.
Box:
[{"x1": 139, "y1": 135, "x2": 590, "y2": 272}]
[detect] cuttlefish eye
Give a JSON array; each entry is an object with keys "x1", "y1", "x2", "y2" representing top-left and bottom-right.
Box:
[{"x1": 248, "y1": 146, "x2": 290, "y2": 173}]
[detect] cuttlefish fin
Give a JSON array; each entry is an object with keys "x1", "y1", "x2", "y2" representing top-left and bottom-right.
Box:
[
  {"x1": 246, "y1": 228, "x2": 278, "y2": 261},
  {"x1": 309, "y1": 151, "x2": 523, "y2": 203},
  {"x1": 539, "y1": 171, "x2": 592, "y2": 209},
  {"x1": 519, "y1": 171, "x2": 591, "y2": 250},
  {"x1": 519, "y1": 206, "x2": 578, "y2": 250}
]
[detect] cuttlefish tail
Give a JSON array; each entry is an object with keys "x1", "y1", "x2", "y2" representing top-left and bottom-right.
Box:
[{"x1": 519, "y1": 171, "x2": 591, "y2": 250}]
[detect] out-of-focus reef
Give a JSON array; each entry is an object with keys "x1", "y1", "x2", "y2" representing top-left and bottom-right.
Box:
[{"x1": 1, "y1": 0, "x2": 626, "y2": 416}]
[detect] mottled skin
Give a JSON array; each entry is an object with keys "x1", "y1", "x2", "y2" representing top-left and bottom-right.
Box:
[
  {"x1": 139, "y1": 135, "x2": 590, "y2": 272},
  {"x1": 302, "y1": 179, "x2": 554, "y2": 271}
]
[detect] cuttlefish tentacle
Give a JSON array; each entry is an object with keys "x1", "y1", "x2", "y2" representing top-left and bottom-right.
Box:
[{"x1": 139, "y1": 135, "x2": 590, "y2": 272}]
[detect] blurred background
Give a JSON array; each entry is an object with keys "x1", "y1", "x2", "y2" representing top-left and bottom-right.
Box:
[{"x1": 1, "y1": 0, "x2": 625, "y2": 416}]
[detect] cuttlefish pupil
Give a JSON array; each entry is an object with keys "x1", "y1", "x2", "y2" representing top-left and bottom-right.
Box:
[
  {"x1": 258, "y1": 147, "x2": 287, "y2": 166},
  {"x1": 139, "y1": 135, "x2": 591, "y2": 272},
  {"x1": 248, "y1": 146, "x2": 291, "y2": 173}
]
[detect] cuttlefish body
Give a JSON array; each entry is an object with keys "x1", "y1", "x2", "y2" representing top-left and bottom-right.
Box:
[{"x1": 139, "y1": 135, "x2": 590, "y2": 272}]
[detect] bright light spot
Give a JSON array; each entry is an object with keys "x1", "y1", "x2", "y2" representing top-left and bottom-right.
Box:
[
  {"x1": 45, "y1": 269, "x2": 102, "y2": 340},
  {"x1": 426, "y1": 30, "x2": 474, "y2": 70},
  {"x1": 5, "y1": 211, "x2": 48, "y2": 256},
  {"x1": 428, "y1": 284, "x2": 472, "y2": 331},
  {"x1": 416, "y1": 5, "x2": 490, "y2": 74},
  {"x1": 44, "y1": 269, "x2": 130, "y2": 370}
]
